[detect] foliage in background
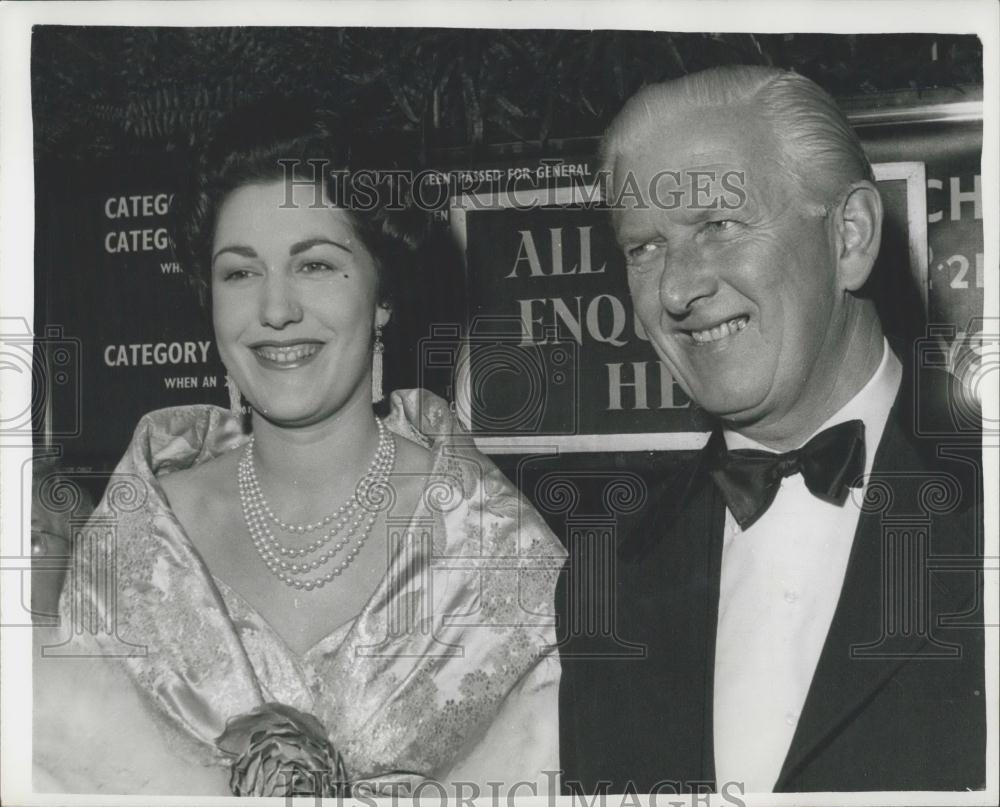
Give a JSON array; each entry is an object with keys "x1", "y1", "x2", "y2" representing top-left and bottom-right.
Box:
[{"x1": 31, "y1": 28, "x2": 983, "y2": 162}]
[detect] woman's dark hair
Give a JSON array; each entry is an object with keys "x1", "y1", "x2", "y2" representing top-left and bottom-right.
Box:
[{"x1": 173, "y1": 96, "x2": 427, "y2": 314}]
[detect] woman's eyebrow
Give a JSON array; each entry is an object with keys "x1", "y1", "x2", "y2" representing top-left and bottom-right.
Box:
[
  {"x1": 211, "y1": 238, "x2": 353, "y2": 265},
  {"x1": 212, "y1": 244, "x2": 257, "y2": 264},
  {"x1": 289, "y1": 237, "x2": 353, "y2": 256}
]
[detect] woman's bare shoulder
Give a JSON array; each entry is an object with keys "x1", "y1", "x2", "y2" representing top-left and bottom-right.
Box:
[{"x1": 382, "y1": 437, "x2": 435, "y2": 521}]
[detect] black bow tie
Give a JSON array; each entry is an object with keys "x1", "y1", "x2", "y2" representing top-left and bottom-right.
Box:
[{"x1": 705, "y1": 419, "x2": 866, "y2": 530}]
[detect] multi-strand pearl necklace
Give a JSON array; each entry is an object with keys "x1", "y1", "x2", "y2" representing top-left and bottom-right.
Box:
[{"x1": 237, "y1": 419, "x2": 396, "y2": 590}]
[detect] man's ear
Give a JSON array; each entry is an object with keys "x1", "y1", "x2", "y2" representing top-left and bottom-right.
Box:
[
  {"x1": 375, "y1": 303, "x2": 392, "y2": 328},
  {"x1": 833, "y1": 180, "x2": 883, "y2": 291}
]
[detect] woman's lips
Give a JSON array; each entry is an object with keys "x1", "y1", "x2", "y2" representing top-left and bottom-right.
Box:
[{"x1": 251, "y1": 342, "x2": 322, "y2": 369}]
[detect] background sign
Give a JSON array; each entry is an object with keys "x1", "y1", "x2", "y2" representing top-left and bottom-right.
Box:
[
  {"x1": 36, "y1": 155, "x2": 226, "y2": 467},
  {"x1": 864, "y1": 121, "x2": 983, "y2": 334}
]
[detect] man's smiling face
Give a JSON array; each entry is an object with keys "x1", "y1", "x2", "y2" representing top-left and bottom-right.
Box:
[{"x1": 611, "y1": 104, "x2": 847, "y2": 431}]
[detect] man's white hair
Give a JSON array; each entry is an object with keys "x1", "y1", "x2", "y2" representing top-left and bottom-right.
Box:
[{"x1": 600, "y1": 65, "x2": 874, "y2": 214}]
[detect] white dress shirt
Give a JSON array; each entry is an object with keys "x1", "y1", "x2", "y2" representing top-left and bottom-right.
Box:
[{"x1": 712, "y1": 340, "x2": 902, "y2": 792}]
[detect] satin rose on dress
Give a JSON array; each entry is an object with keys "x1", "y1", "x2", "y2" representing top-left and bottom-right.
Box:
[{"x1": 216, "y1": 703, "x2": 349, "y2": 797}]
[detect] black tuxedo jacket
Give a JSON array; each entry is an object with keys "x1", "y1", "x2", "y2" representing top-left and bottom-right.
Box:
[{"x1": 557, "y1": 379, "x2": 985, "y2": 793}]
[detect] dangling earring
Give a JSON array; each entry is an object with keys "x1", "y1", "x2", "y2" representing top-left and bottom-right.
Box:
[
  {"x1": 227, "y1": 375, "x2": 243, "y2": 418},
  {"x1": 372, "y1": 326, "x2": 384, "y2": 404}
]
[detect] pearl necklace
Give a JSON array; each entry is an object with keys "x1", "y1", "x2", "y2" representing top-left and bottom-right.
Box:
[
  {"x1": 239, "y1": 421, "x2": 394, "y2": 555},
  {"x1": 246, "y1": 419, "x2": 393, "y2": 533},
  {"x1": 237, "y1": 420, "x2": 396, "y2": 590}
]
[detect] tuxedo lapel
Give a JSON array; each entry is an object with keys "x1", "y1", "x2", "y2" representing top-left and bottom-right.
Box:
[
  {"x1": 773, "y1": 476, "x2": 920, "y2": 787},
  {"x1": 774, "y1": 397, "x2": 979, "y2": 790},
  {"x1": 615, "y1": 447, "x2": 727, "y2": 790}
]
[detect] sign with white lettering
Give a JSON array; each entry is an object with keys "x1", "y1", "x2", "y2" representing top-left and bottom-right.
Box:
[
  {"x1": 861, "y1": 123, "x2": 984, "y2": 336},
  {"x1": 37, "y1": 156, "x2": 227, "y2": 464}
]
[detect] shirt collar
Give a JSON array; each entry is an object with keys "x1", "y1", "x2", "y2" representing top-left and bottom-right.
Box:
[{"x1": 724, "y1": 338, "x2": 902, "y2": 475}]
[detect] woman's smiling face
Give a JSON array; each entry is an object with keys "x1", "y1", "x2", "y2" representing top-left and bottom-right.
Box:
[{"x1": 211, "y1": 179, "x2": 389, "y2": 427}]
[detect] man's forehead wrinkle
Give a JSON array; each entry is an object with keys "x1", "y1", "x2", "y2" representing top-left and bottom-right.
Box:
[
  {"x1": 683, "y1": 156, "x2": 742, "y2": 169},
  {"x1": 640, "y1": 154, "x2": 746, "y2": 177}
]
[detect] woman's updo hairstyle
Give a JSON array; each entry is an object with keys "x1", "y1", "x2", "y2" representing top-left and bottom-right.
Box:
[{"x1": 173, "y1": 95, "x2": 428, "y2": 313}]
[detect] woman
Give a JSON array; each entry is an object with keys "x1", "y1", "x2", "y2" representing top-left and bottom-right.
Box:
[{"x1": 34, "y1": 101, "x2": 565, "y2": 796}]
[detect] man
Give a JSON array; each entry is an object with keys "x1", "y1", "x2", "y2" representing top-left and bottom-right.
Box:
[{"x1": 557, "y1": 66, "x2": 984, "y2": 793}]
